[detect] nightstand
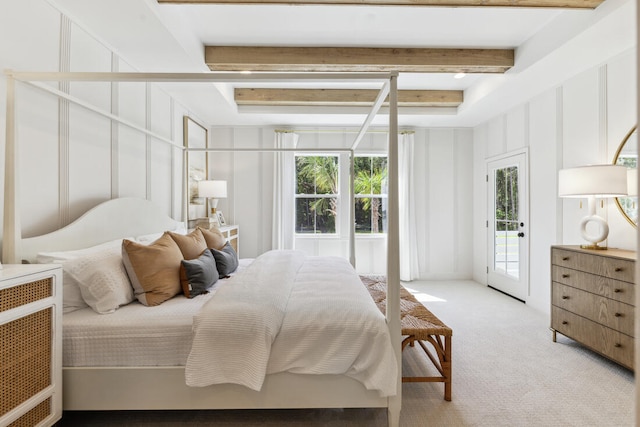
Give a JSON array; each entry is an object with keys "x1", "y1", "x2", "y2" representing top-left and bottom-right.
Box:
[
  {"x1": 218, "y1": 225, "x2": 239, "y2": 256},
  {"x1": 0, "y1": 264, "x2": 63, "y2": 427}
]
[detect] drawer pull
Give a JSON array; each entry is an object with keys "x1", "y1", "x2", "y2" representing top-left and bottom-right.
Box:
[
  {"x1": 561, "y1": 296, "x2": 569, "y2": 300},
  {"x1": 615, "y1": 343, "x2": 622, "y2": 348},
  {"x1": 562, "y1": 257, "x2": 569, "y2": 261},
  {"x1": 614, "y1": 289, "x2": 622, "y2": 293},
  {"x1": 562, "y1": 321, "x2": 568, "y2": 325},
  {"x1": 615, "y1": 267, "x2": 624, "y2": 272},
  {"x1": 562, "y1": 274, "x2": 570, "y2": 278},
  {"x1": 615, "y1": 313, "x2": 623, "y2": 318}
]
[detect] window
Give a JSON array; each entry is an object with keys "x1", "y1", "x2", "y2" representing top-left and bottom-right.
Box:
[
  {"x1": 354, "y1": 156, "x2": 388, "y2": 234},
  {"x1": 295, "y1": 155, "x2": 339, "y2": 234}
]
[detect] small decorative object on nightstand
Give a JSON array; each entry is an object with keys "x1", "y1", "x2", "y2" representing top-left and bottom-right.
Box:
[
  {"x1": 195, "y1": 216, "x2": 220, "y2": 230},
  {"x1": 0, "y1": 264, "x2": 63, "y2": 426}
]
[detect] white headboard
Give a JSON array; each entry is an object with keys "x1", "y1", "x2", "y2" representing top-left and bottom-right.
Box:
[{"x1": 20, "y1": 198, "x2": 182, "y2": 263}]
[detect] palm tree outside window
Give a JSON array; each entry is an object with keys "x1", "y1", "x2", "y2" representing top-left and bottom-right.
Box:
[
  {"x1": 295, "y1": 155, "x2": 339, "y2": 234},
  {"x1": 354, "y1": 155, "x2": 388, "y2": 234},
  {"x1": 294, "y1": 154, "x2": 388, "y2": 235}
]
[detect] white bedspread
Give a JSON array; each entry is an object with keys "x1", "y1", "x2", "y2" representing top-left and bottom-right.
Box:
[{"x1": 185, "y1": 250, "x2": 397, "y2": 397}]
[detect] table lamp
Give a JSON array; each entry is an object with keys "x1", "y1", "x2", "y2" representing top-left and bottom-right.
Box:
[
  {"x1": 198, "y1": 180, "x2": 227, "y2": 217},
  {"x1": 558, "y1": 164, "x2": 627, "y2": 250}
]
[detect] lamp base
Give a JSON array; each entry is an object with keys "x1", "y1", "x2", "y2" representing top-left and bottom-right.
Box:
[{"x1": 579, "y1": 243, "x2": 608, "y2": 250}]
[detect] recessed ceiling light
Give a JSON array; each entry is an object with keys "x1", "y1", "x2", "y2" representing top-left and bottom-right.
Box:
[{"x1": 454, "y1": 73, "x2": 466, "y2": 79}]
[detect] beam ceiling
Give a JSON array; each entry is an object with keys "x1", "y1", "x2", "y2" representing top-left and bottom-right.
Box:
[
  {"x1": 160, "y1": 0, "x2": 604, "y2": 8},
  {"x1": 206, "y1": 47, "x2": 514, "y2": 73},
  {"x1": 235, "y1": 88, "x2": 463, "y2": 107}
]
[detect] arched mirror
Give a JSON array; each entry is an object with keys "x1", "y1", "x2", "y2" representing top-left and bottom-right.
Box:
[{"x1": 613, "y1": 126, "x2": 637, "y2": 227}]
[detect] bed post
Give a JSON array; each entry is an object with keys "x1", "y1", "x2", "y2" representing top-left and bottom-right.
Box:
[
  {"x1": 2, "y1": 71, "x2": 20, "y2": 264},
  {"x1": 349, "y1": 149, "x2": 356, "y2": 267},
  {"x1": 386, "y1": 72, "x2": 401, "y2": 427}
]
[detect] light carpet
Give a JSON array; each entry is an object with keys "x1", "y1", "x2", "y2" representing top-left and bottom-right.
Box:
[{"x1": 57, "y1": 280, "x2": 634, "y2": 427}]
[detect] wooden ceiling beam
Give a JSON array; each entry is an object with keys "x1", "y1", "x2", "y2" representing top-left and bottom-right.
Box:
[
  {"x1": 206, "y1": 46, "x2": 514, "y2": 73},
  {"x1": 234, "y1": 88, "x2": 463, "y2": 107},
  {"x1": 160, "y1": 0, "x2": 604, "y2": 9}
]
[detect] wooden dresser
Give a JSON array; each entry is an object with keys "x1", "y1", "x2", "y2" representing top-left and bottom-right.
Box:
[
  {"x1": 0, "y1": 264, "x2": 62, "y2": 427},
  {"x1": 550, "y1": 245, "x2": 635, "y2": 370}
]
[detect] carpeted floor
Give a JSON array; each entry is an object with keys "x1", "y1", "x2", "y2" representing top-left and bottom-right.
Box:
[{"x1": 57, "y1": 280, "x2": 634, "y2": 427}]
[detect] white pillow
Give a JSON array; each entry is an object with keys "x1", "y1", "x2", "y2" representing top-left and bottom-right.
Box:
[
  {"x1": 134, "y1": 223, "x2": 188, "y2": 245},
  {"x1": 36, "y1": 238, "x2": 130, "y2": 313},
  {"x1": 65, "y1": 245, "x2": 135, "y2": 314},
  {"x1": 134, "y1": 232, "x2": 164, "y2": 245},
  {"x1": 36, "y1": 238, "x2": 127, "y2": 263}
]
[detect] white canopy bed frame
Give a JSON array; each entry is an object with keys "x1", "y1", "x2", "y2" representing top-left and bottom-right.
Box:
[{"x1": 2, "y1": 70, "x2": 402, "y2": 426}]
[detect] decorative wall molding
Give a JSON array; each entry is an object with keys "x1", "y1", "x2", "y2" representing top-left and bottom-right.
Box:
[
  {"x1": 58, "y1": 14, "x2": 72, "y2": 227},
  {"x1": 110, "y1": 53, "x2": 119, "y2": 200}
]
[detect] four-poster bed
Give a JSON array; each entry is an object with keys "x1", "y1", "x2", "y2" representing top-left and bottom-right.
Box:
[{"x1": 2, "y1": 70, "x2": 403, "y2": 426}]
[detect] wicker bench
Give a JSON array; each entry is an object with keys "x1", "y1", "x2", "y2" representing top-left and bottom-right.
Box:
[{"x1": 361, "y1": 276, "x2": 453, "y2": 401}]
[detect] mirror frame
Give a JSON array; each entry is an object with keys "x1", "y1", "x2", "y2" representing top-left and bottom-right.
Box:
[
  {"x1": 184, "y1": 115, "x2": 209, "y2": 224},
  {"x1": 612, "y1": 125, "x2": 637, "y2": 228}
]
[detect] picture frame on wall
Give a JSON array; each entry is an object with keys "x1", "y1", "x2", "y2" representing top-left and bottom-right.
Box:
[
  {"x1": 217, "y1": 211, "x2": 226, "y2": 226},
  {"x1": 184, "y1": 116, "x2": 208, "y2": 223}
]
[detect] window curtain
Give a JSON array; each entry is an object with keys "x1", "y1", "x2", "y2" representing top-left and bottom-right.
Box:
[
  {"x1": 399, "y1": 131, "x2": 420, "y2": 281},
  {"x1": 272, "y1": 131, "x2": 298, "y2": 250}
]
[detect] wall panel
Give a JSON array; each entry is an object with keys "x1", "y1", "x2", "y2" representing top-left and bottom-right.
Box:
[
  {"x1": 528, "y1": 88, "x2": 559, "y2": 311},
  {"x1": 427, "y1": 129, "x2": 456, "y2": 276},
  {"x1": 506, "y1": 105, "x2": 527, "y2": 152}
]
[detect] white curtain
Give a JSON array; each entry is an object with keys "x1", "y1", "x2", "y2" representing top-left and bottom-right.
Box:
[
  {"x1": 272, "y1": 131, "x2": 298, "y2": 250},
  {"x1": 399, "y1": 131, "x2": 420, "y2": 281}
]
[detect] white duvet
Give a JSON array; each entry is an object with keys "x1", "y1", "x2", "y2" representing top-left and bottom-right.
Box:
[{"x1": 185, "y1": 250, "x2": 398, "y2": 397}]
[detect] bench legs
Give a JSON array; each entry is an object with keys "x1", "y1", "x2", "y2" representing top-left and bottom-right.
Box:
[{"x1": 401, "y1": 334, "x2": 452, "y2": 401}]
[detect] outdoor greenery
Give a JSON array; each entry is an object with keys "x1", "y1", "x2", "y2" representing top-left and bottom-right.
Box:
[
  {"x1": 295, "y1": 155, "x2": 339, "y2": 233},
  {"x1": 495, "y1": 166, "x2": 519, "y2": 232},
  {"x1": 354, "y1": 156, "x2": 387, "y2": 233},
  {"x1": 295, "y1": 155, "x2": 388, "y2": 234}
]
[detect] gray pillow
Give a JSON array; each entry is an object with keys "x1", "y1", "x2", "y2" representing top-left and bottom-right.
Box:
[
  {"x1": 210, "y1": 242, "x2": 239, "y2": 277},
  {"x1": 180, "y1": 249, "x2": 219, "y2": 298}
]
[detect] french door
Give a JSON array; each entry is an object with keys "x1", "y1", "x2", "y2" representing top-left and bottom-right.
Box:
[{"x1": 487, "y1": 151, "x2": 529, "y2": 302}]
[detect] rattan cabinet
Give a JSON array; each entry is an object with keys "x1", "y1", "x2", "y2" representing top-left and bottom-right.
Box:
[
  {"x1": 0, "y1": 264, "x2": 62, "y2": 427},
  {"x1": 551, "y1": 245, "x2": 635, "y2": 370}
]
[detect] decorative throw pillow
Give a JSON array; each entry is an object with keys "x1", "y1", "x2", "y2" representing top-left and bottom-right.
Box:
[
  {"x1": 210, "y1": 242, "x2": 239, "y2": 277},
  {"x1": 198, "y1": 226, "x2": 227, "y2": 250},
  {"x1": 168, "y1": 228, "x2": 207, "y2": 260},
  {"x1": 121, "y1": 233, "x2": 184, "y2": 306},
  {"x1": 65, "y1": 245, "x2": 135, "y2": 314},
  {"x1": 180, "y1": 249, "x2": 220, "y2": 298},
  {"x1": 36, "y1": 238, "x2": 128, "y2": 313}
]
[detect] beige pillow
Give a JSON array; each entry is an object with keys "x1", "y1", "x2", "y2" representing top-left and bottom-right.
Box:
[
  {"x1": 121, "y1": 233, "x2": 184, "y2": 306},
  {"x1": 199, "y1": 226, "x2": 227, "y2": 250},
  {"x1": 169, "y1": 228, "x2": 207, "y2": 260}
]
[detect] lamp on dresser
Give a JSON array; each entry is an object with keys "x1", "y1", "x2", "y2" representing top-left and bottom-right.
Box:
[
  {"x1": 198, "y1": 180, "x2": 227, "y2": 217},
  {"x1": 558, "y1": 164, "x2": 627, "y2": 250}
]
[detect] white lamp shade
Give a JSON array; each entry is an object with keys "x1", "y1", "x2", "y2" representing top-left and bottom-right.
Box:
[
  {"x1": 627, "y1": 168, "x2": 638, "y2": 197},
  {"x1": 198, "y1": 180, "x2": 227, "y2": 198},
  {"x1": 558, "y1": 165, "x2": 628, "y2": 198}
]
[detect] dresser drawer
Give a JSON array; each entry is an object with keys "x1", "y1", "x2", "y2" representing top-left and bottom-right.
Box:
[
  {"x1": 551, "y1": 306, "x2": 634, "y2": 369},
  {"x1": 552, "y1": 248, "x2": 634, "y2": 283},
  {"x1": 552, "y1": 282, "x2": 634, "y2": 336},
  {"x1": 552, "y1": 265, "x2": 635, "y2": 305}
]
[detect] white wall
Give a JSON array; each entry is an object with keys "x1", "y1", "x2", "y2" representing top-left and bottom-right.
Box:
[
  {"x1": 210, "y1": 126, "x2": 474, "y2": 279},
  {"x1": 473, "y1": 48, "x2": 637, "y2": 314},
  {"x1": 0, "y1": 1, "x2": 202, "y2": 257}
]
